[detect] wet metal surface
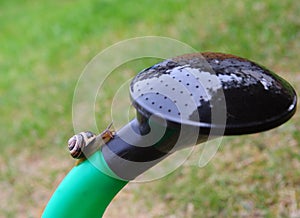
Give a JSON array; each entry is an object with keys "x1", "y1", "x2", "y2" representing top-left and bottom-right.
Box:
[{"x1": 130, "y1": 52, "x2": 297, "y2": 134}]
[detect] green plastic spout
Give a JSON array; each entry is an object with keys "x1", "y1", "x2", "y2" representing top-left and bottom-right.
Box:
[{"x1": 42, "y1": 151, "x2": 128, "y2": 218}]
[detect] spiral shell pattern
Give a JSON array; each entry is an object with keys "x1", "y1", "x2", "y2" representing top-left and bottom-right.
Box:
[{"x1": 68, "y1": 131, "x2": 96, "y2": 159}]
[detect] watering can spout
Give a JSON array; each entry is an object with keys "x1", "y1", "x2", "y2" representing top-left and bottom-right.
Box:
[{"x1": 101, "y1": 52, "x2": 297, "y2": 180}]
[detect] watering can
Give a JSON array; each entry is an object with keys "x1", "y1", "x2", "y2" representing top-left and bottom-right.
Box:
[{"x1": 42, "y1": 52, "x2": 297, "y2": 217}]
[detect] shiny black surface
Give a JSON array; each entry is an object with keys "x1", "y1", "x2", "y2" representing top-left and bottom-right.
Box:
[
  {"x1": 130, "y1": 52, "x2": 297, "y2": 134},
  {"x1": 102, "y1": 52, "x2": 297, "y2": 179},
  {"x1": 103, "y1": 119, "x2": 209, "y2": 180}
]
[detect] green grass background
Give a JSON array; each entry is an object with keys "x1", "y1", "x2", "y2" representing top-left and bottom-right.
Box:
[{"x1": 0, "y1": 0, "x2": 299, "y2": 217}]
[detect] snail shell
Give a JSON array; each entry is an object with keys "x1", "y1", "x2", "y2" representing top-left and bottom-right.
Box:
[{"x1": 68, "y1": 131, "x2": 96, "y2": 159}]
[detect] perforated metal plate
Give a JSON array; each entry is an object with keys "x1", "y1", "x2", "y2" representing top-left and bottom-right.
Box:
[{"x1": 130, "y1": 52, "x2": 297, "y2": 134}]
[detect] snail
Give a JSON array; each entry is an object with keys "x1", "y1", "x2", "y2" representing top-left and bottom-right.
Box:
[
  {"x1": 68, "y1": 131, "x2": 96, "y2": 159},
  {"x1": 68, "y1": 123, "x2": 115, "y2": 163}
]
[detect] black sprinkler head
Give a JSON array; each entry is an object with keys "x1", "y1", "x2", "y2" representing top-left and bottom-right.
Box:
[
  {"x1": 102, "y1": 52, "x2": 297, "y2": 180},
  {"x1": 130, "y1": 52, "x2": 297, "y2": 135}
]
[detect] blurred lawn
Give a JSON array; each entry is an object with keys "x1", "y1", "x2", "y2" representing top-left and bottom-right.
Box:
[{"x1": 0, "y1": 0, "x2": 299, "y2": 217}]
